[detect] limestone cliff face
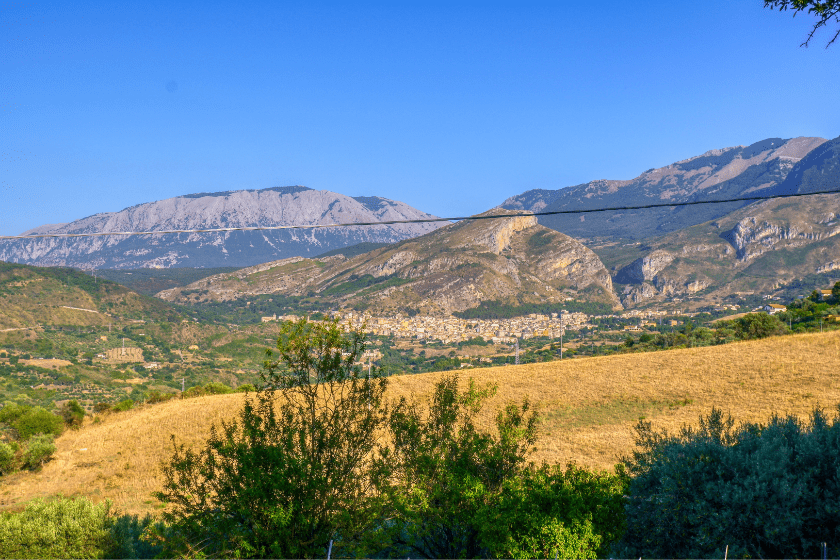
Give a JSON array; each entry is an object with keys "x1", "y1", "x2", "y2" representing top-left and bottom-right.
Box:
[
  {"x1": 473, "y1": 215, "x2": 538, "y2": 254},
  {"x1": 609, "y1": 192, "x2": 840, "y2": 307},
  {"x1": 158, "y1": 211, "x2": 621, "y2": 315},
  {"x1": 615, "y1": 250, "x2": 675, "y2": 284},
  {"x1": 722, "y1": 217, "x2": 840, "y2": 261}
]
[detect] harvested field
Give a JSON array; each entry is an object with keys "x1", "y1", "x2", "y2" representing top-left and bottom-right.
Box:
[{"x1": 2, "y1": 330, "x2": 839, "y2": 516}]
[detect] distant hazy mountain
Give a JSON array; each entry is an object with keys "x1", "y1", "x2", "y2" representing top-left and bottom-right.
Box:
[
  {"x1": 501, "y1": 136, "x2": 828, "y2": 241},
  {"x1": 0, "y1": 186, "x2": 445, "y2": 269},
  {"x1": 157, "y1": 210, "x2": 619, "y2": 316}
]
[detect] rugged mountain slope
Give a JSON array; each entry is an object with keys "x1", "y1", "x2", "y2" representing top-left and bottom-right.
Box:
[
  {"x1": 608, "y1": 136, "x2": 840, "y2": 306},
  {"x1": 157, "y1": 211, "x2": 619, "y2": 316},
  {"x1": 0, "y1": 186, "x2": 444, "y2": 269},
  {"x1": 0, "y1": 262, "x2": 181, "y2": 329},
  {"x1": 501, "y1": 136, "x2": 827, "y2": 241}
]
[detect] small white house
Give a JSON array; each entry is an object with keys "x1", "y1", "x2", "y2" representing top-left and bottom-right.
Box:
[{"x1": 763, "y1": 303, "x2": 787, "y2": 315}]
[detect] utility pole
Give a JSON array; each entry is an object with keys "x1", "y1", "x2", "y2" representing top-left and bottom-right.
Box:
[
  {"x1": 181, "y1": 378, "x2": 185, "y2": 392},
  {"x1": 515, "y1": 338, "x2": 520, "y2": 365},
  {"x1": 559, "y1": 311, "x2": 564, "y2": 359}
]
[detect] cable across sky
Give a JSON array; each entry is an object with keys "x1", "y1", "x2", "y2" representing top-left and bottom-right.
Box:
[{"x1": 1, "y1": 188, "x2": 838, "y2": 241}]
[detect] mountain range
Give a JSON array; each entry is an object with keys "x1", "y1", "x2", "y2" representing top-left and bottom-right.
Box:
[
  {"x1": 2, "y1": 134, "x2": 840, "y2": 314},
  {"x1": 0, "y1": 186, "x2": 444, "y2": 269}
]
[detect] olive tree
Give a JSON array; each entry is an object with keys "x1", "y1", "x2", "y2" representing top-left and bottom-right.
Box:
[{"x1": 154, "y1": 318, "x2": 388, "y2": 558}]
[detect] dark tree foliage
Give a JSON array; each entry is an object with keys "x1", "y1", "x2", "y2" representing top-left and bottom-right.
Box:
[
  {"x1": 732, "y1": 312, "x2": 788, "y2": 339},
  {"x1": 618, "y1": 407, "x2": 840, "y2": 559},
  {"x1": 764, "y1": 0, "x2": 840, "y2": 47},
  {"x1": 377, "y1": 376, "x2": 535, "y2": 558},
  {"x1": 154, "y1": 318, "x2": 388, "y2": 559}
]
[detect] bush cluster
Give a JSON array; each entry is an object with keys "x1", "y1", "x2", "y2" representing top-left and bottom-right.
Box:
[
  {"x1": 0, "y1": 403, "x2": 63, "y2": 475},
  {"x1": 0, "y1": 497, "x2": 161, "y2": 559}
]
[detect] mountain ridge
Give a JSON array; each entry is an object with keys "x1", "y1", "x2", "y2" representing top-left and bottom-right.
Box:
[{"x1": 0, "y1": 187, "x2": 445, "y2": 269}]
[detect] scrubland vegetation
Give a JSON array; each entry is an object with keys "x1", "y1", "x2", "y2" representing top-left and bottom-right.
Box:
[{"x1": 0, "y1": 317, "x2": 839, "y2": 558}]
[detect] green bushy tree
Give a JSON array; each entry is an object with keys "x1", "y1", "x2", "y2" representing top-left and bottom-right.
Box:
[
  {"x1": 733, "y1": 312, "x2": 787, "y2": 339},
  {"x1": 0, "y1": 497, "x2": 111, "y2": 559},
  {"x1": 478, "y1": 463, "x2": 627, "y2": 559},
  {"x1": 13, "y1": 407, "x2": 63, "y2": 440},
  {"x1": 155, "y1": 318, "x2": 388, "y2": 558},
  {"x1": 0, "y1": 442, "x2": 15, "y2": 475},
  {"x1": 618, "y1": 406, "x2": 840, "y2": 559},
  {"x1": 22, "y1": 434, "x2": 56, "y2": 470},
  {"x1": 0, "y1": 497, "x2": 161, "y2": 559},
  {"x1": 376, "y1": 375, "x2": 625, "y2": 559}
]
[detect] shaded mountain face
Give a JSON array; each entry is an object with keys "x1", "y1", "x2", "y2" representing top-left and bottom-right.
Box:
[
  {"x1": 501, "y1": 136, "x2": 828, "y2": 241},
  {"x1": 157, "y1": 211, "x2": 619, "y2": 316},
  {"x1": 0, "y1": 186, "x2": 445, "y2": 269},
  {"x1": 608, "y1": 137, "x2": 840, "y2": 306}
]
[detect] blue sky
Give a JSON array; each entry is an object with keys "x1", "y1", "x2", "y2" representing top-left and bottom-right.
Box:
[{"x1": 2, "y1": 0, "x2": 839, "y2": 235}]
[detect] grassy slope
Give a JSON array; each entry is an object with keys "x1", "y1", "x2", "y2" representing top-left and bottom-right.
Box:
[
  {"x1": 0, "y1": 262, "x2": 182, "y2": 329},
  {"x1": 2, "y1": 330, "x2": 839, "y2": 515}
]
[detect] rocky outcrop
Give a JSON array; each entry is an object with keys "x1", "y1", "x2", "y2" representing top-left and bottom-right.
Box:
[
  {"x1": 615, "y1": 250, "x2": 675, "y2": 284},
  {"x1": 722, "y1": 216, "x2": 840, "y2": 261},
  {"x1": 474, "y1": 215, "x2": 538, "y2": 254}
]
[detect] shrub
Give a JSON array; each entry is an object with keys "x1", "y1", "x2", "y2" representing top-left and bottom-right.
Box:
[
  {"x1": 733, "y1": 312, "x2": 787, "y2": 340},
  {"x1": 145, "y1": 390, "x2": 176, "y2": 404},
  {"x1": 617, "y1": 407, "x2": 840, "y2": 559},
  {"x1": 0, "y1": 497, "x2": 111, "y2": 559},
  {"x1": 236, "y1": 383, "x2": 256, "y2": 392},
  {"x1": 180, "y1": 382, "x2": 233, "y2": 399},
  {"x1": 13, "y1": 407, "x2": 64, "y2": 440},
  {"x1": 22, "y1": 434, "x2": 56, "y2": 469},
  {"x1": 93, "y1": 402, "x2": 111, "y2": 414},
  {"x1": 0, "y1": 403, "x2": 30, "y2": 425},
  {"x1": 112, "y1": 399, "x2": 134, "y2": 412},
  {"x1": 58, "y1": 400, "x2": 85, "y2": 429},
  {"x1": 0, "y1": 442, "x2": 16, "y2": 475}
]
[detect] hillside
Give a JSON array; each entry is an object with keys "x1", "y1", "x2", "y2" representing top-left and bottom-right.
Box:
[
  {"x1": 2, "y1": 330, "x2": 838, "y2": 516},
  {"x1": 0, "y1": 262, "x2": 182, "y2": 329},
  {"x1": 156, "y1": 211, "x2": 619, "y2": 316},
  {"x1": 0, "y1": 186, "x2": 445, "y2": 269}
]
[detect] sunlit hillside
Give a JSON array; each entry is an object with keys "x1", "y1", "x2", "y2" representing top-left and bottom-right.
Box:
[{"x1": 2, "y1": 330, "x2": 840, "y2": 516}]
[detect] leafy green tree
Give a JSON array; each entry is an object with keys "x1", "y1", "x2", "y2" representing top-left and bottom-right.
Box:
[
  {"x1": 22, "y1": 434, "x2": 56, "y2": 470},
  {"x1": 764, "y1": 0, "x2": 840, "y2": 47},
  {"x1": 733, "y1": 312, "x2": 787, "y2": 339},
  {"x1": 0, "y1": 497, "x2": 161, "y2": 559},
  {"x1": 478, "y1": 463, "x2": 627, "y2": 559},
  {"x1": 155, "y1": 318, "x2": 388, "y2": 558},
  {"x1": 617, "y1": 406, "x2": 840, "y2": 559},
  {"x1": 13, "y1": 406, "x2": 64, "y2": 440},
  {"x1": 378, "y1": 375, "x2": 539, "y2": 558},
  {"x1": 833, "y1": 280, "x2": 840, "y2": 302}
]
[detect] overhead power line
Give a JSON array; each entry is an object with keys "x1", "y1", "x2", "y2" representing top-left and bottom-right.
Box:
[{"x1": 1, "y1": 187, "x2": 839, "y2": 240}]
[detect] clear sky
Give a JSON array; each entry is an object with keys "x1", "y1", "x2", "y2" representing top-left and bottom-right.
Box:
[{"x1": 2, "y1": 0, "x2": 839, "y2": 235}]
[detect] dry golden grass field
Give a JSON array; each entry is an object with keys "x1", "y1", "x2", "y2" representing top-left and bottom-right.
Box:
[{"x1": 2, "y1": 330, "x2": 840, "y2": 516}]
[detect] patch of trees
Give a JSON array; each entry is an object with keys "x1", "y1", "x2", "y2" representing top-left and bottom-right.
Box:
[
  {"x1": 153, "y1": 319, "x2": 626, "y2": 558},
  {"x1": 618, "y1": 406, "x2": 840, "y2": 558}
]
